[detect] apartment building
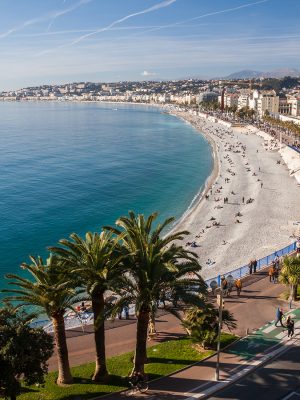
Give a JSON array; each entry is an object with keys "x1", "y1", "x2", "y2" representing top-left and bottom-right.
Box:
[
  {"x1": 287, "y1": 96, "x2": 300, "y2": 116},
  {"x1": 255, "y1": 90, "x2": 279, "y2": 116}
]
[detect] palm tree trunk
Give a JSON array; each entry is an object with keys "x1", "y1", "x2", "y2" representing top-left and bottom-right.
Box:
[
  {"x1": 52, "y1": 313, "x2": 73, "y2": 385},
  {"x1": 92, "y1": 292, "x2": 108, "y2": 382},
  {"x1": 293, "y1": 284, "x2": 298, "y2": 301},
  {"x1": 132, "y1": 308, "x2": 150, "y2": 375}
]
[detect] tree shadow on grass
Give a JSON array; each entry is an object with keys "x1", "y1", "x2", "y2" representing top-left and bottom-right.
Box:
[
  {"x1": 72, "y1": 374, "x2": 126, "y2": 388},
  {"x1": 147, "y1": 356, "x2": 199, "y2": 366}
]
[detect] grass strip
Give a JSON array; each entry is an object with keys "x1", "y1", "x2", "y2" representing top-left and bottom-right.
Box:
[{"x1": 19, "y1": 333, "x2": 236, "y2": 400}]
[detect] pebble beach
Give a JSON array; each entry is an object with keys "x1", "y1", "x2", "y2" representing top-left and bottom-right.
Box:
[{"x1": 171, "y1": 110, "x2": 300, "y2": 281}]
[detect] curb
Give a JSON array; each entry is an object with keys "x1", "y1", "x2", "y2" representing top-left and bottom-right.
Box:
[
  {"x1": 89, "y1": 336, "x2": 242, "y2": 400},
  {"x1": 186, "y1": 331, "x2": 299, "y2": 399}
]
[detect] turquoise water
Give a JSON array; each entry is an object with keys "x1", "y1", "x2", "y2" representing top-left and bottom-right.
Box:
[{"x1": 0, "y1": 102, "x2": 213, "y2": 291}]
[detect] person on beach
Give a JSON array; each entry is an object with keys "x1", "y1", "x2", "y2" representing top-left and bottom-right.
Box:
[
  {"x1": 261, "y1": 182, "x2": 263, "y2": 188},
  {"x1": 275, "y1": 307, "x2": 284, "y2": 327},
  {"x1": 235, "y1": 278, "x2": 242, "y2": 296},
  {"x1": 286, "y1": 316, "x2": 295, "y2": 338},
  {"x1": 242, "y1": 197, "x2": 244, "y2": 204}
]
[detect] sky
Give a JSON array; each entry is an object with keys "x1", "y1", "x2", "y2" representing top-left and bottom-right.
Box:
[{"x1": 0, "y1": 0, "x2": 299, "y2": 90}]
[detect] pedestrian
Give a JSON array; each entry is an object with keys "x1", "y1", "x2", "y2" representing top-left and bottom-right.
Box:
[
  {"x1": 159, "y1": 291, "x2": 166, "y2": 308},
  {"x1": 274, "y1": 254, "x2": 280, "y2": 269},
  {"x1": 248, "y1": 260, "x2": 253, "y2": 275},
  {"x1": 235, "y1": 278, "x2": 242, "y2": 296},
  {"x1": 221, "y1": 276, "x2": 228, "y2": 297},
  {"x1": 275, "y1": 307, "x2": 284, "y2": 327},
  {"x1": 253, "y1": 259, "x2": 257, "y2": 273},
  {"x1": 286, "y1": 316, "x2": 295, "y2": 338},
  {"x1": 118, "y1": 308, "x2": 123, "y2": 319},
  {"x1": 269, "y1": 264, "x2": 274, "y2": 283},
  {"x1": 296, "y1": 237, "x2": 300, "y2": 255},
  {"x1": 242, "y1": 196, "x2": 244, "y2": 203},
  {"x1": 261, "y1": 182, "x2": 263, "y2": 188},
  {"x1": 124, "y1": 305, "x2": 129, "y2": 320},
  {"x1": 273, "y1": 266, "x2": 279, "y2": 283}
]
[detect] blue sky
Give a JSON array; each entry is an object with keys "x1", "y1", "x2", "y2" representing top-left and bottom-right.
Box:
[{"x1": 0, "y1": 0, "x2": 299, "y2": 90}]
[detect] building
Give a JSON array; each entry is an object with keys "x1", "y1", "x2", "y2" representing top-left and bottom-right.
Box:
[
  {"x1": 218, "y1": 93, "x2": 239, "y2": 108},
  {"x1": 198, "y1": 91, "x2": 218, "y2": 104},
  {"x1": 279, "y1": 99, "x2": 292, "y2": 115},
  {"x1": 237, "y1": 89, "x2": 252, "y2": 110},
  {"x1": 287, "y1": 96, "x2": 300, "y2": 117},
  {"x1": 256, "y1": 90, "x2": 279, "y2": 117}
]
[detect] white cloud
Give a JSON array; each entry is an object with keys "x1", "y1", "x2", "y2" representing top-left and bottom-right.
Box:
[{"x1": 141, "y1": 71, "x2": 157, "y2": 77}]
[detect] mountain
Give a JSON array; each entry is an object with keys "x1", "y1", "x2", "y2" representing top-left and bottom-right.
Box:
[
  {"x1": 225, "y1": 68, "x2": 300, "y2": 80},
  {"x1": 268, "y1": 68, "x2": 300, "y2": 78},
  {"x1": 225, "y1": 70, "x2": 264, "y2": 79}
]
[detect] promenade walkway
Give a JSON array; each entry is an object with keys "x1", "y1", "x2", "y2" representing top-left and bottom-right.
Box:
[
  {"x1": 47, "y1": 268, "x2": 299, "y2": 399},
  {"x1": 99, "y1": 272, "x2": 299, "y2": 399}
]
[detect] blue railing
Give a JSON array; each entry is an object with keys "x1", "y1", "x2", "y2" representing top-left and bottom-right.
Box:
[
  {"x1": 205, "y1": 241, "x2": 297, "y2": 289},
  {"x1": 288, "y1": 145, "x2": 300, "y2": 154}
]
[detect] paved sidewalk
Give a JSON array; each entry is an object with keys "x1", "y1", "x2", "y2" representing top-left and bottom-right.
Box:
[
  {"x1": 93, "y1": 269, "x2": 299, "y2": 399},
  {"x1": 101, "y1": 307, "x2": 300, "y2": 400}
]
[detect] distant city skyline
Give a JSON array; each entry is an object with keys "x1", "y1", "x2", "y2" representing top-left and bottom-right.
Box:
[{"x1": 0, "y1": 0, "x2": 299, "y2": 90}]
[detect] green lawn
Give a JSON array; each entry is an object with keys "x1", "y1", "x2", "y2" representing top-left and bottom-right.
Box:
[{"x1": 18, "y1": 333, "x2": 236, "y2": 400}]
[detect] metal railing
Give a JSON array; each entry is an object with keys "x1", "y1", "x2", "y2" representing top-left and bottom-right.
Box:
[{"x1": 205, "y1": 241, "x2": 297, "y2": 289}]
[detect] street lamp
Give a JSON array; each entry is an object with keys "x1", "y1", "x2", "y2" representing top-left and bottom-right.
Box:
[{"x1": 215, "y1": 287, "x2": 224, "y2": 381}]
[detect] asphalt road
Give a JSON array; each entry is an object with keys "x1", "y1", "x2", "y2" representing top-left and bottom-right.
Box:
[{"x1": 210, "y1": 339, "x2": 300, "y2": 400}]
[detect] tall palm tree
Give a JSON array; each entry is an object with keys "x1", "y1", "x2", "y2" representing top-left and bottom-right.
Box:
[
  {"x1": 106, "y1": 211, "x2": 206, "y2": 375},
  {"x1": 49, "y1": 230, "x2": 124, "y2": 382},
  {"x1": 3, "y1": 255, "x2": 80, "y2": 385},
  {"x1": 279, "y1": 256, "x2": 300, "y2": 304}
]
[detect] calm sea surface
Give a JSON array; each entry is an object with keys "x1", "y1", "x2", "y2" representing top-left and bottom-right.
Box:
[{"x1": 0, "y1": 102, "x2": 213, "y2": 291}]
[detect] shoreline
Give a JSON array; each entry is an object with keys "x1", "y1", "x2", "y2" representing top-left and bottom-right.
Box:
[
  {"x1": 167, "y1": 111, "x2": 220, "y2": 233},
  {"x1": 167, "y1": 109, "x2": 300, "y2": 280}
]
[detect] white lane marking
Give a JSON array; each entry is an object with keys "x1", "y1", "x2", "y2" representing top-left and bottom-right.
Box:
[
  {"x1": 276, "y1": 331, "x2": 287, "y2": 339},
  {"x1": 263, "y1": 325, "x2": 277, "y2": 333}
]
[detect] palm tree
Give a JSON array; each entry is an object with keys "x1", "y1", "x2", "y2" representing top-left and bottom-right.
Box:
[
  {"x1": 3, "y1": 255, "x2": 80, "y2": 385},
  {"x1": 182, "y1": 304, "x2": 236, "y2": 349},
  {"x1": 49, "y1": 230, "x2": 124, "y2": 382},
  {"x1": 279, "y1": 256, "x2": 300, "y2": 304},
  {"x1": 106, "y1": 211, "x2": 206, "y2": 375}
]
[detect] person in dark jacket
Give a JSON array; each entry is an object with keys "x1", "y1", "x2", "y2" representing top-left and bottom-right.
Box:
[
  {"x1": 275, "y1": 307, "x2": 284, "y2": 327},
  {"x1": 253, "y1": 259, "x2": 257, "y2": 273},
  {"x1": 286, "y1": 316, "x2": 294, "y2": 338}
]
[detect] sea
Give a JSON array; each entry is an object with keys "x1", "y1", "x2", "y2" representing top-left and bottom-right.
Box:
[{"x1": 0, "y1": 101, "x2": 213, "y2": 292}]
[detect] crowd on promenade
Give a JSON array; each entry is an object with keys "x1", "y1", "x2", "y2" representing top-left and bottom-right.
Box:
[{"x1": 196, "y1": 106, "x2": 300, "y2": 151}]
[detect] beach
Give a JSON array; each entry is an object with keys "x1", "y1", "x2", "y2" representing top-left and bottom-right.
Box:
[{"x1": 170, "y1": 110, "x2": 300, "y2": 281}]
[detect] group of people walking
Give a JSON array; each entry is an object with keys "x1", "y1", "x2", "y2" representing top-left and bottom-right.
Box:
[
  {"x1": 220, "y1": 275, "x2": 243, "y2": 297},
  {"x1": 269, "y1": 256, "x2": 280, "y2": 283},
  {"x1": 248, "y1": 259, "x2": 258, "y2": 274},
  {"x1": 275, "y1": 307, "x2": 295, "y2": 338}
]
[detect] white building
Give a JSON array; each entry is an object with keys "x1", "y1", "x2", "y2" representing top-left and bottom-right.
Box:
[
  {"x1": 287, "y1": 96, "x2": 300, "y2": 117},
  {"x1": 237, "y1": 89, "x2": 252, "y2": 110},
  {"x1": 256, "y1": 90, "x2": 279, "y2": 117}
]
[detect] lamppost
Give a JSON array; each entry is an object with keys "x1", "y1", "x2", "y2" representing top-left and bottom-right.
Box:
[{"x1": 215, "y1": 287, "x2": 224, "y2": 381}]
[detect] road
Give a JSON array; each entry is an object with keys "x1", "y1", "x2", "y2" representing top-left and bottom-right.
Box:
[{"x1": 210, "y1": 339, "x2": 300, "y2": 400}]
